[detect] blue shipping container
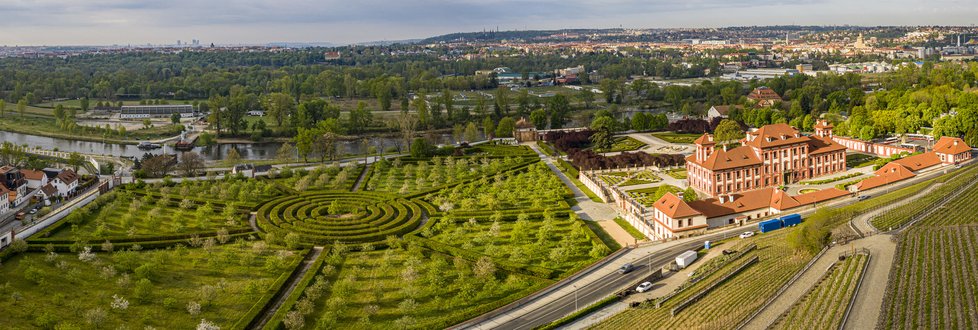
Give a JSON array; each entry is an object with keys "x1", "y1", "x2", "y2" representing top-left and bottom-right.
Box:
[
  {"x1": 781, "y1": 214, "x2": 802, "y2": 227},
  {"x1": 758, "y1": 219, "x2": 784, "y2": 233}
]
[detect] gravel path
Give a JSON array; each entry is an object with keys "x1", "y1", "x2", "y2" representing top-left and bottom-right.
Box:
[{"x1": 249, "y1": 246, "x2": 325, "y2": 329}]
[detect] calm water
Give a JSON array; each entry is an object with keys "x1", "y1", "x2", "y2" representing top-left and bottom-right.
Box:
[{"x1": 0, "y1": 130, "x2": 459, "y2": 161}]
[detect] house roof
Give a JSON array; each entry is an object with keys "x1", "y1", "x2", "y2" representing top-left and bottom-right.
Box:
[
  {"x1": 933, "y1": 136, "x2": 971, "y2": 155},
  {"x1": 0, "y1": 166, "x2": 16, "y2": 175},
  {"x1": 813, "y1": 120, "x2": 834, "y2": 129},
  {"x1": 40, "y1": 183, "x2": 58, "y2": 196},
  {"x1": 653, "y1": 193, "x2": 702, "y2": 218},
  {"x1": 687, "y1": 187, "x2": 777, "y2": 218},
  {"x1": 856, "y1": 162, "x2": 916, "y2": 191},
  {"x1": 744, "y1": 124, "x2": 810, "y2": 149},
  {"x1": 694, "y1": 145, "x2": 763, "y2": 171},
  {"x1": 515, "y1": 117, "x2": 534, "y2": 129},
  {"x1": 891, "y1": 152, "x2": 941, "y2": 172},
  {"x1": 808, "y1": 136, "x2": 847, "y2": 155},
  {"x1": 694, "y1": 133, "x2": 716, "y2": 146},
  {"x1": 685, "y1": 186, "x2": 849, "y2": 219},
  {"x1": 710, "y1": 105, "x2": 742, "y2": 116},
  {"x1": 56, "y1": 169, "x2": 78, "y2": 185},
  {"x1": 747, "y1": 86, "x2": 782, "y2": 101},
  {"x1": 21, "y1": 169, "x2": 46, "y2": 181}
]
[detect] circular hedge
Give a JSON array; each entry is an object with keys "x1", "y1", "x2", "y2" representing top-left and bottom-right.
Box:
[{"x1": 256, "y1": 191, "x2": 425, "y2": 244}]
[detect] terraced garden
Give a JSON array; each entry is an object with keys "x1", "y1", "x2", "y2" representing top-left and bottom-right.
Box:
[
  {"x1": 772, "y1": 253, "x2": 868, "y2": 330},
  {"x1": 594, "y1": 229, "x2": 813, "y2": 329}
]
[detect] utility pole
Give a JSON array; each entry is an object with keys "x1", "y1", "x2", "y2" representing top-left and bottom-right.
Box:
[{"x1": 574, "y1": 285, "x2": 579, "y2": 311}]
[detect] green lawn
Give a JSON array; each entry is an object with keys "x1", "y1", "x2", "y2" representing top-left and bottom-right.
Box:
[
  {"x1": 650, "y1": 132, "x2": 702, "y2": 144},
  {"x1": 613, "y1": 217, "x2": 647, "y2": 240},
  {"x1": 593, "y1": 137, "x2": 646, "y2": 153},
  {"x1": 845, "y1": 153, "x2": 878, "y2": 168},
  {"x1": 666, "y1": 169, "x2": 688, "y2": 180},
  {"x1": 626, "y1": 185, "x2": 682, "y2": 206}
]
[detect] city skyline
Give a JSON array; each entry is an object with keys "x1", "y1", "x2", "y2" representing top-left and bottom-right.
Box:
[{"x1": 2, "y1": 0, "x2": 978, "y2": 46}]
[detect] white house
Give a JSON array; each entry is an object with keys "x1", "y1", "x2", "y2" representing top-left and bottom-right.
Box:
[
  {"x1": 707, "y1": 105, "x2": 741, "y2": 121},
  {"x1": 21, "y1": 169, "x2": 48, "y2": 189},
  {"x1": 51, "y1": 169, "x2": 79, "y2": 197}
]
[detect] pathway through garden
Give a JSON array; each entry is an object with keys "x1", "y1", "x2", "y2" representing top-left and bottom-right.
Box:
[
  {"x1": 249, "y1": 246, "x2": 325, "y2": 330},
  {"x1": 350, "y1": 163, "x2": 371, "y2": 192}
]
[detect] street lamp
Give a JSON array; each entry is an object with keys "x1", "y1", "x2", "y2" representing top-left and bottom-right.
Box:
[{"x1": 574, "y1": 285, "x2": 579, "y2": 311}]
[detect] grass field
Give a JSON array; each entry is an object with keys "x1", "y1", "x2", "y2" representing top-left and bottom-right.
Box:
[
  {"x1": 593, "y1": 137, "x2": 646, "y2": 153},
  {"x1": 846, "y1": 153, "x2": 878, "y2": 168},
  {"x1": 772, "y1": 253, "x2": 868, "y2": 330},
  {"x1": 626, "y1": 185, "x2": 681, "y2": 206},
  {"x1": 650, "y1": 132, "x2": 701, "y2": 144},
  {"x1": 613, "y1": 217, "x2": 646, "y2": 240},
  {"x1": 595, "y1": 229, "x2": 813, "y2": 329},
  {"x1": 0, "y1": 243, "x2": 301, "y2": 329},
  {"x1": 665, "y1": 168, "x2": 687, "y2": 180}
]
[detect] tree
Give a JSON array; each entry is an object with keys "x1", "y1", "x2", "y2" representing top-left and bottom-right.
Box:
[
  {"x1": 530, "y1": 109, "x2": 548, "y2": 129},
  {"x1": 263, "y1": 92, "x2": 295, "y2": 128},
  {"x1": 0, "y1": 99, "x2": 5, "y2": 117},
  {"x1": 17, "y1": 98, "x2": 27, "y2": 117},
  {"x1": 397, "y1": 112, "x2": 418, "y2": 151},
  {"x1": 547, "y1": 94, "x2": 570, "y2": 129},
  {"x1": 67, "y1": 152, "x2": 85, "y2": 172},
  {"x1": 295, "y1": 128, "x2": 316, "y2": 162},
  {"x1": 348, "y1": 101, "x2": 373, "y2": 134},
  {"x1": 178, "y1": 152, "x2": 205, "y2": 177},
  {"x1": 410, "y1": 138, "x2": 434, "y2": 158},
  {"x1": 495, "y1": 117, "x2": 516, "y2": 138},
  {"x1": 80, "y1": 97, "x2": 90, "y2": 112},
  {"x1": 142, "y1": 119, "x2": 152, "y2": 129},
  {"x1": 171, "y1": 112, "x2": 182, "y2": 125},
  {"x1": 713, "y1": 119, "x2": 743, "y2": 145},
  {"x1": 579, "y1": 88, "x2": 595, "y2": 109},
  {"x1": 414, "y1": 92, "x2": 430, "y2": 129},
  {"x1": 276, "y1": 143, "x2": 297, "y2": 163},
  {"x1": 682, "y1": 187, "x2": 698, "y2": 202},
  {"x1": 226, "y1": 147, "x2": 241, "y2": 165},
  {"x1": 463, "y1": 122, "x2": 479, "y2": 143},
  {"x1": 482, "y1": 117, "x2": 495, "y2": 140},
  {"x1": 589, "y1": 116, "x2": 616, "y2": 149}
]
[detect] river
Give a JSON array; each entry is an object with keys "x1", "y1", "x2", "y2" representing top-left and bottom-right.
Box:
[{"x1": 0, "y1": 130, "x2": 462, "y2": 161}]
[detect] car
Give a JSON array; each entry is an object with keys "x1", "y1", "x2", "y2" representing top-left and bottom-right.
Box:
[
  {"x1": 28, "y1": 208, "x2": 37, "y2": 214},
  {"x1": 858, "y1": 195, "x2": 872, "y2": 201},
  {"x1": 739, "y1": 231, "x2": 755, "y2": 239},
  {"x1": 635, "y1": 282, "x2": 653, "y2": 293},
  {"x1": 618, "y1": 263, "x2": 634, "y2": 274}
]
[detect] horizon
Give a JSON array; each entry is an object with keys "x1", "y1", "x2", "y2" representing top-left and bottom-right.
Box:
[{"x1": 3, "y1": 0, "x2": 978, "y2": 46}]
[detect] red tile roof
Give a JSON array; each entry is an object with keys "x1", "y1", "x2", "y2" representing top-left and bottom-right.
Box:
[
  {"x1": 933, "y1": 136, "x2": 971, "y2": 155},
  {"x1": 57, "y1": 169, "x2": 78, "y2": 185},
  {"x1": 856, "y1": 162, "x2": 916, "y2": 191},
  {"x1": 747, "y1": 86, "x2": 782, "y2": 101},
  {"x1": 696, "y1": 145, "x2": 763, "y2": 171},
  {"x1": 813, "y1": 120, "x2": 834, "y2": 129},
  {"x1": 891, "y1": 152, "x2": 941, "y2": 172},
  {"x1": 21, "y1": 169, "x2": 45, "y2": 181},
  {"x1": 653, "y1": 193, "x2": 702, "y2": 218},
  {"x1": 745, "y1": 124, "x2": 809, "y2": 148},
  {"x1": 694, "y1": 133, "x2": 716, "y2": 145},
  {"x1": 807, "y1": 136, "x2": 847, "y2": 155},
  {"x1": 688, "y1": 187, "x2": 777, "y2": 218}
]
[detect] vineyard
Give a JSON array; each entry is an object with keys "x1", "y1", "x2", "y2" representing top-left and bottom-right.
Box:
[
  {"x1": 594, "y1": 229, "x2": 813, "y2": 329},
  {"x1": 870, "y1": 165, "x2": 978, "y2": 231},
  {"x1": 771, "y1": 253, "x2": 868, "y2": 330},
  {"x1": 879, "y1": 171, "x2": 978, "y2": 330}
]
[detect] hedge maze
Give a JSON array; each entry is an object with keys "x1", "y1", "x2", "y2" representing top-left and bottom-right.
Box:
[
  {"x1": 4, "y1": 145, "x2": 614, "y2": 329},
  {"x1": 256, "y1": 191, "x2": 427, "y2": 244}
]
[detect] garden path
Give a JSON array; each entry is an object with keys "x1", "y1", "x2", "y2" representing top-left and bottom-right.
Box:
[
  {"x1": 249, "y1": 246, "x2": 325, "y2": 330},
  {"x1": 350, "y1": 163, "x2": 371, "y2": 192}
]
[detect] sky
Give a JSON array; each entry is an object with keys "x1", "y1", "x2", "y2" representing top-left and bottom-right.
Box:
[{"x1": 1, "y1": 0, "x2": 978, "y2": 46}]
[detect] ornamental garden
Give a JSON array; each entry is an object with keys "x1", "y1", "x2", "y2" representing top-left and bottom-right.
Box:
[{"x1": 0, "y1": 144, "x2": 615, "y2": 329}]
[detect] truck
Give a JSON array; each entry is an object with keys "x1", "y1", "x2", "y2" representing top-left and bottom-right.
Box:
[
  {"x1": 780, "y1": 214, "x2": 802, "y2": 227},
  {"x1": 758, "y1": 219, "x2": 784, "y2": 233},
  {"x1": 676, "y1": 250, "x2": 698, "y2": 269}
]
